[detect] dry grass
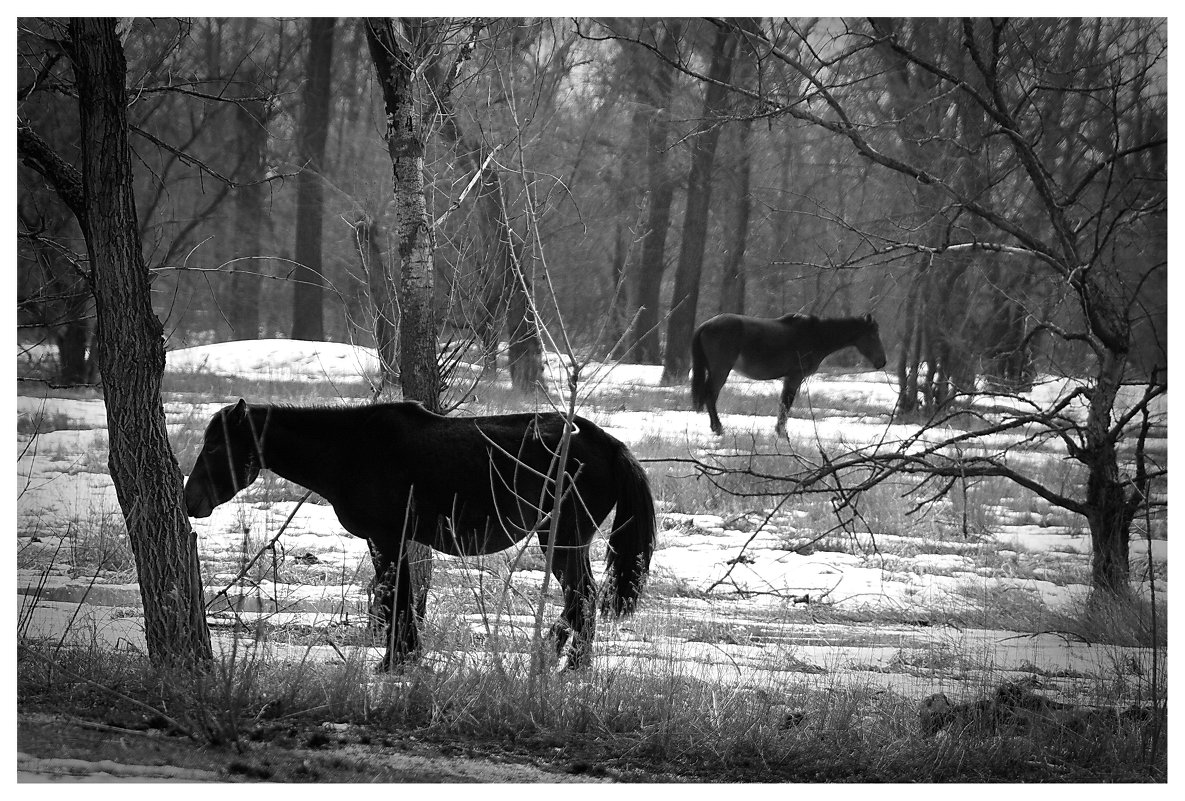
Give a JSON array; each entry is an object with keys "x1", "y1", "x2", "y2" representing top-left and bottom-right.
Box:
[{"x1": 17, "y1": 623, "x2": 1166, "y2": 781}]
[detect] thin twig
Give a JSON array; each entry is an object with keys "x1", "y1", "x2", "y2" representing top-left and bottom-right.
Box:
[{"x1": 205, "y1": 489, "x2": 313, "y2": 610}]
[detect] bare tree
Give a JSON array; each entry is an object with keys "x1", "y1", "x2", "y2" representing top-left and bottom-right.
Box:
[
  {"x1": 363, "y1": 18, "x2": 474, "y2": 653},
  {"x1": 661, "y1": 25, "x2": 738, "y2": 384},
  {"x1": 626, "y1": 21, "x2": 682, "y2": 364},
  {"x1": 18, "y1": 18, "x2": 212, "y2": 666},
  {"x1": 225, "y1": 24, "x2": 270, "y2": 340},
  {"x1": 714, "y1": 22, "x2": 762, "y2": 316},
  {"x1": 364, "y1": 17, "x2": 446, "y2": 408},
  {"x1": 291, "y1": 17, "x2": 335, "y2": 341},
  {"x1": 715, "y1": 115, "x2": 753, "y2": 316},
  {"x1": 697, "y1": 17, "x2": 1166, "y2": 600}
]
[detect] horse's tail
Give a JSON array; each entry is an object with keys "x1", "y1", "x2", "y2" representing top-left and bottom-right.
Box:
[
  {"x1": 601, "y1": 441, "x2": 657, "y2": 617},
  {"x1": 690, "y1": 324, "x2": 709, "y2": 411}
]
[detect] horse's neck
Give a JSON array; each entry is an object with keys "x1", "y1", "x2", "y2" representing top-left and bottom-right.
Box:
[
  {"x1": 248, "y1": 406, "x2": 346, "y2": 500},
  {"x1": 810, "y1": 317, "x2": 863, "y2": 356}
]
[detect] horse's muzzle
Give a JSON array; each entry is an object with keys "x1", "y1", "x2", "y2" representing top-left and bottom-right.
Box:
[
  {"x1": 183, "y1": 481, "x2": 214, "y2": 518},
  {"x1": 186, "y1": 499, "x2": 213, "y2": 519}
]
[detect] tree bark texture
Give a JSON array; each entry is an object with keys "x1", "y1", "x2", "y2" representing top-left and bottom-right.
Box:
[
  {"x1": 290, "y1": 17, "x2": 335, "y2": 341},
  {"x1": 1080, "y1": 299, "x2": 1136, "y2": 598},
  {"x1": 365, "y1": 18, "x2": 442, "y2": 412},
  {"x1": 661, "y1": 27, "x2": 737, "y2": 384},
  {"x1": 69, "y1": 18, "x2": 212, "y2": 666},
  {"x1": 628, "y1": 23, "x2": 681, "y2": 364},
  {"x1": 364, "y1": 18, "x2": 439, "y2": 614}
]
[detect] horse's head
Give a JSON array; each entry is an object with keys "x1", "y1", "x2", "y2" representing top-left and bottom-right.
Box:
[
  {"x1": 855, "y1": 314, "x2": 888, "y2": 369},
  {"x1": 184, "y1": 399, "x2": 262, "y2": 518}
]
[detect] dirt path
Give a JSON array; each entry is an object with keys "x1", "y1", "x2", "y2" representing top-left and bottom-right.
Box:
[{"x1": 17, "y1": 713, "x2": 614, "y2": 783}]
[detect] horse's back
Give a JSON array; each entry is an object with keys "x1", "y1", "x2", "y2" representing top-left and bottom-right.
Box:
[
  {"x1": 694, "y1": 313, "x2": 748, "y2": 356},
  {"x1": 698, "y1": 313, "x2": 811, "y2": 342},
  {"x1": 694, "y1": 313, "x2": 811, "y2": 380},
  {"x1": 373, "y1": 404, "x2": 621, "y2": 522},
  {"x1": 696, "y1": 312, "x2": 746, "y2": 337}
]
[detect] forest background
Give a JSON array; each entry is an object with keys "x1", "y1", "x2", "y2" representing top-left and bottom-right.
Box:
[{"x1": 18, "y1": 17, "x2": 1166, "y2": 396}]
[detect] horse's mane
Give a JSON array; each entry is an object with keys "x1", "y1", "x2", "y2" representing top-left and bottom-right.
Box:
[
  {"x1": 236, "y1": 400, "x2": 442, "y2": 428},
  {"x1": 247, "y1": 399, "x2": 433, "y2": 413}
]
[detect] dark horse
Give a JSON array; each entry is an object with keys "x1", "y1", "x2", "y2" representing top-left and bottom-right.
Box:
[
  {"x1": 185, "y1": 399, "x2": 656, "y2": 669},
  {"x1": 691, "y1": 313, "x2": 888, "y2": 437}
]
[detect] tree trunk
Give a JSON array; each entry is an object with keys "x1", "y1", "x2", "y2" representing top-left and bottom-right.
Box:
[
  {"x1": 70, "y1": 18, "x2": 212, "y2": 667},
  {"x1": 628, "y1": 23, "x2": 681, "y2": 364},
  {"x1": 606, "y1": 54, "x2": 651, "y2": 360},
  {"x1": 895, "y1": 273, "x2": 924, "y2": 415},
  {"x1": 717, "y1": 117, "x2": 753, "y2": 316},
  {"x1": 55, "y1": 314, "x2": 91, "y2": 384},
  {"x1": 227, "y1": 61, "x2": 266, "y2": 340},
  {"x1": 505, "y1": 254, "x2": 543, "y2": 392},
  {"x1": 765, "y1": 129, "x2": 798, "y2": 318},
  {"x1": 365, "y1": 20, "x2": 441, "y2": 410},
  {"x1": 351, "y1": 215, "x2": 399, "y2": 387},
  {"x1": 605, "y1": 218, "x2": 630, "y2": 357},
  {"x1": 472, "y1": 167, "x2": 505, "y2": 374},
  {"x1": 364, "y1": 17, "x2": 439, "y2": 620},
  {"x1": 53, "y1": 276, "x2": 95, "y2": 384},
  {"x1": 661, "y1": 27, "x2": 736, "y2": 384},
  {"x1": 1082, "y1": 329, "x2": 1135, "y2": 597},
  {"x1": 290, "y1": 17, "x2": 335, "y2": 341}
]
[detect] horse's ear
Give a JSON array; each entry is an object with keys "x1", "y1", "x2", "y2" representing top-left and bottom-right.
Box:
[
  {"x1": 230, "y1": 398, "x2": 249, "y2": 419},
  {"x1": 863, "y1": 313, "x2": 875, "y2": 324}
]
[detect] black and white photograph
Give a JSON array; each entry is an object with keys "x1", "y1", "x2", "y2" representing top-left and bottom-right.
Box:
[{"x1": 14, "y1": 15, "x2": 1168, "y2": 783}]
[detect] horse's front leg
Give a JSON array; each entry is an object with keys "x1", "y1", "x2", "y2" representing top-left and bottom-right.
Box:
[
  {"x1": 775, "y1": 376, "x2": 803, "y2": 438},
  {"x1": 367, "y1": 539, "x2": 394, "y2": 636},
  {"x1": 375, "y1": 543, "x2": 421, "y2": 672}
]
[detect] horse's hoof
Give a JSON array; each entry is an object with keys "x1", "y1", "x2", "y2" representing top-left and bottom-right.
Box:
[
  {"x1": 563, "y1": 649, "x2": 592, "y2": 670},
  {"x1": 376, "y1": 649, "x2": 421, "y2": 673},
  {"x1": 548, "y1": 623, "x2": 572, "y2": 655}
]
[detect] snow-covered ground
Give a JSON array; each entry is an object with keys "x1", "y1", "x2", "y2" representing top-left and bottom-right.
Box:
[{"x1": 16, "y1": 339, "x2": 1167, "y2": 704}]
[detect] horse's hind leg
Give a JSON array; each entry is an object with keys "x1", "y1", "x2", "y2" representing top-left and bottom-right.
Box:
[
  {"x1": 775, "y1": 375, "x2": 804, "y2": 438},
  {"x1": 702, "y1": 337, "x2": 739, "y2": 436},
  {"x1": 548, "y1": 546, "x2": 597, "y2": 669},
  {"x1": 706, "y1": 388, "x2": 725, "y2": 435},
  {"x1": 705, "y1": 364, "x2": 734, "y2": 436}
]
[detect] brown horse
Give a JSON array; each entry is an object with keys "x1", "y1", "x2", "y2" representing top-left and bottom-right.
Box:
[{"x1": 691, "y1": 313, "x2": 887, "y2": 436}]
